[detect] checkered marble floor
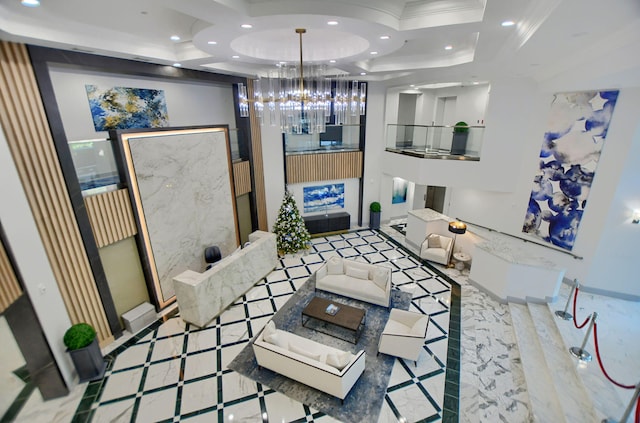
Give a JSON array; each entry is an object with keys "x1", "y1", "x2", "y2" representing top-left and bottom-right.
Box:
[{"x1": 71, "y1": 229, "x2": 460, "y2": 423}]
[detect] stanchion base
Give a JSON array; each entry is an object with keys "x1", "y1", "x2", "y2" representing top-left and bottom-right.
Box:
[
  {"x1": 555, "y1": 310, "x2": 573, "y2": 320},
  {"x1": 601, "y1": 419, "x2": 618, "y2": 423},
  {"x1": 569, "y1": 347, "x2": 592, "y2": 362}
]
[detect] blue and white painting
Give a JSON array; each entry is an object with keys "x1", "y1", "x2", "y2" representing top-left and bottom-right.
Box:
[
  {"x1": 303, "y1": 183, "x2": 345, "y2": 213},
  {"x1": 522, "y1": 90, "x2": 619, "y2": 250},
  {"x1": 392, "y1": 177, "x2": 408, "y2": 204},
  {"x1": 86, "y1": 85, "x2": 169, "y2": 131}
]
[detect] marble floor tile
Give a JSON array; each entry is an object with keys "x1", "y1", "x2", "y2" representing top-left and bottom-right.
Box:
[{"x1": 180, "y1": 376, "x2": 218, "y2": 414}]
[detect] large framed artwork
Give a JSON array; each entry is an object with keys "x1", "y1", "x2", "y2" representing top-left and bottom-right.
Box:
[
  {"x1": 392, "y1": 177, "x2": 408, "y2": 204},
  {"x1": 86, "y1": 85, "x2": 169, "y2": 131},
  {"x1": 522, "y1": 90, "x2": 619, "y2": 250},
  {"x1": 303, "y1": 183, "x2": 345, "y2": 213}
]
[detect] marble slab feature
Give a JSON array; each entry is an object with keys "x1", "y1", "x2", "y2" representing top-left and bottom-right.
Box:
[
  {"x1": 126, "y1": 129, "x2": 237, "y2": 303},
  {"x1": 173, "y1": 231, "x2": 278, "y2": 327}
]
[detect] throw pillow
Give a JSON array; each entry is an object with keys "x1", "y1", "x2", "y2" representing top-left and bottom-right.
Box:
[
  {"x1": 326, "y1": 351, "x2": 352, "y2": 371},
  {"x1": 263, "y1": 320, "x2": 276, "y2": 339},
  {"x1": 411, "y1": 317, "x2": 427, "y2": 336},
  {"x1": 290, "y1": 344, "x2": 321, "y2": 362},
  {"x1": 427, "y1": 234, "x2": 441, "y2": 249},
  {"x1": 345, "y1": 265, "x2": 369, "y2": 280},
  {"x1": 327, "y1": 256, "x2": 343, "y2": 275},
  {"x1": 372, "y1": 267, "x2": 388, "y2": 290}
]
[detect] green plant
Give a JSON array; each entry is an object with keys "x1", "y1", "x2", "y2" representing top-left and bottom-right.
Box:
[
  {"x1": 453, "y1": 121, "x2": 469, "y2": 133},
  {"x1": 63, "y1": 323, "x2": 97, "y2": 350},
  {"x1": 370, "y1": 201, "x2": 381, "y2": 212}
]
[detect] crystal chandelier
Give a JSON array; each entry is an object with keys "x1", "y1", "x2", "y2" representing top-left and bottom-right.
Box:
[{"x1": 237, "y1": 28, "x2": 367, "y2": 135}]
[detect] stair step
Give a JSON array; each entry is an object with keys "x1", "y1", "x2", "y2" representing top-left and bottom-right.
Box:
[
  {"x1": 508, "y1": 303, "x2": 566, "y2": 422},
  {"x1": 527, "y1": 303, "x2": 599, "y2": 422}
]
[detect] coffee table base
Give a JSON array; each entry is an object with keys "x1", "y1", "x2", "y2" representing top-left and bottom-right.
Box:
[{"x1": 302, "y1": 314, "x2": 365, "y2": 344}]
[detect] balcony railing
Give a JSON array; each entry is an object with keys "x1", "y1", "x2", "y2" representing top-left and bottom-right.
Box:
[{"x1": 385, "y1": 124, "x2": 485, "y2": 160}]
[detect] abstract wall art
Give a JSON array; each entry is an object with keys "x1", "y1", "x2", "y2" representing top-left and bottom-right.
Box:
[
  {"x1": 392, "y1": 177, "x2": 408, "y2": 204},
  {"x1": 303, "y1": 183, "x2": 345, "y2": 213},
  {"x1": 86, "y1": 85, "x2": 169, "y2": 131},
  {"x1": 522, "y1": 90, "x2": 619, "y2": 250}
]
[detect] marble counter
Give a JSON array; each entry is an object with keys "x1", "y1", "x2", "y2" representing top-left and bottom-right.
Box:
[{"x1": 405, "y1": 208, "x2": 452, "y2": 247}]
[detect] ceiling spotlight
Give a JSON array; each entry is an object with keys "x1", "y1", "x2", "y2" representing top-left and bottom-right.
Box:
[
  {"x1": 444, "y1": 45, "x2": 453, "y2": 50},
  {"x1": 329, "y1": 59, "x2": 336, "y2": 63},
  {"x1": 410, "y1": 84, "x2": 415, "y2": 87},
  {"x1": 380, "y1": 35, "x2": 390, "y2": 40},
  {"x1": 327, "y1": 21, "x2": 339, "y2": 26},
  {"x1": 501, "y1": 20, "x2": 516, "y2": 27},
  {"x1": 360, "y1": 72, "x2": 367, "y2": 75},
  {"x1": 241, "y1": 24, "x2": 253, "y2": 29},
  {"x1": 170, "y1": 35, "x2": 180, "y2": 41},
  {"x1": 232, "y1": 55, "x2": 240, "y2": 59},
  {"x1": 207, "y1": 41, "x2": 217, "y2": 45},
  {"x1": 370, "y1": 51, "x2": 378, "y2": 55},
  {"x1": 172, "y1": 63, "x2": 182, "y2": 67},
  {"x1": 473, "y1": 81, "x2": 479, "y2": 85},
  {"x1": 21, "y1": 0, "x2": 40, "y2": 6}
]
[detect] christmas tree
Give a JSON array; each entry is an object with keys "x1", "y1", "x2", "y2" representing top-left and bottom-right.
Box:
[{"x1": 273, "y1": 190, "x2": 311, "y2": 254}]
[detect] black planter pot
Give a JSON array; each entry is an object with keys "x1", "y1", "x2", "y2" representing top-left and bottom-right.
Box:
[
  {"x1": 451, "y1": 132, "x2": 468, "y2": 155},
  {"x1": 68, "y1": 337, "x2": 107, "y2": 382},
  {"x1": 370, "y1": 211, "x2": 381, "y2": 230}
]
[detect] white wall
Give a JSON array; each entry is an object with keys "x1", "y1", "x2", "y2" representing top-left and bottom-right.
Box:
[
  {"x1": 362, "y1": 82, "x2": 386, "y2": 225},
  {"x1": 48, "y1": 66, "x2": 236, "y2": 141},
  {"x1": 0, "y1": 123, "x2": 75, "y2": 388}
]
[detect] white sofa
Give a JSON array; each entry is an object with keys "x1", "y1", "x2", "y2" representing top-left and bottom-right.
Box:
[
  {"x1": 315, "y1": 257, "x2": 391, "y2": 308},
  {"x1": 252, "y1": 321, "x2": 366, "y2": 400},
  {"x1": 420, "y1": 233, "x2": 453, "y2": 265}
]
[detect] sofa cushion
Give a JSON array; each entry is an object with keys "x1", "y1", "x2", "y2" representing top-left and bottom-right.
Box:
[
  {"x1": 290, "y1": 343, "x2": 321, "y2": 362},
  {"x1": 326, "y1": 350, "x2": 351, "y2": 370},
  {"x1": 327, "y1": 257, "x2": 344, "y2": 275},
  {"x1": 263, "y1": 320, "x2": 276, "y2": 339},
  {"x1": 411, "y1": 318, "x2": 427, "y2": 336},
  {"x1": 427, "y1": 234, "x2": 441, "y2": 248},
  {"x1": 372, "y1": 268, "x2": 388, "y2": 290},
  {"x1": 345, "y1": 265, "x2": 369, "y2": 280},
  {"x1": 265, "y1": 331, "x2": 289, "y2": 349}
]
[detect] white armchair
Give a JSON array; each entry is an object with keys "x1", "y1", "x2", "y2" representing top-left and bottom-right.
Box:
[
  {"x1": 377, "y1": 309, "x2": 429, "y2": 366},
  {"x1": 420, "y1": 233, "x2": 453, "y2": 265}
]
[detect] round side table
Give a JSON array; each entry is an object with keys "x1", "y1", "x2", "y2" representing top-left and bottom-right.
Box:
[{"x1": 453, "y1": 252, "x2": 471, "y2": 270}]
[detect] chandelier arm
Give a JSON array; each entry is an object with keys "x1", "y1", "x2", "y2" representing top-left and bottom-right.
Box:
[{"x1": 296, "y1": 28, "x2": 306, "y2": 100}]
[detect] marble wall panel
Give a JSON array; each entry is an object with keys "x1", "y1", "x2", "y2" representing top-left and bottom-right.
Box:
[{"x1": 127, "y1": 129, "x2": 237, "y2": 304}]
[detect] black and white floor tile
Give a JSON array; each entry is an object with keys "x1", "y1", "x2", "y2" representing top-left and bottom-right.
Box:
[{"x1": 71, "y1": 229, "x2": 460, "y2": 423}]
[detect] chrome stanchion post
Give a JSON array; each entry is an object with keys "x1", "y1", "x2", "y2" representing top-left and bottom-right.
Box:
[
  {"x1": 602, "y1": 382, "x2": 640, "y2": 423},
  {"x1": 555, "y1": 279, "x2": 578, "y2": 320},
  {"x1": 569, "y1": 312, "x2": 596, "y2": 362}
]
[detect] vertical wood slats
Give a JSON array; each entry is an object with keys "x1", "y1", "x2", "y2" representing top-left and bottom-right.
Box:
[
  {"x1": 247, "y1": 80, "x2": 268, "y2": 230},
  {"x1": 0, "y1": 240, "x2": 22, "y2": 314},
  {"x1": 286, "y1": 151, "x2": 364, "y2": 184},
  {"x1": 233, "y1": 160, "x2": 252, "y2": 196},
  {"x1": 0, "y1": 41, "x2": 111, "y2": 343},
  {"x1": 84, "y1": 189, "x2": 138, "y2": 248}
]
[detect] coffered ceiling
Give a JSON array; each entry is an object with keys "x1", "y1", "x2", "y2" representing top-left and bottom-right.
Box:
[{"x1": 1, "y1": 0, "x2": 639, "y2": 88}]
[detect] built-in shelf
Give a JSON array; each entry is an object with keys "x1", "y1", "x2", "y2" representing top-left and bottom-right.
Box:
[{"x1": 303, "y1": 212, "x2": 350, "y2": 235}]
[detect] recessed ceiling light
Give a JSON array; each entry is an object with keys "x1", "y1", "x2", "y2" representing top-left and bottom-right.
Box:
[
  {"x1": 327, "y1": 21, "x2": 339, "y2": 26},
  {"x1": 410, "y1": 84, "x2": 415, "y2": 87},
  {"x1": 380, "y1": 35, "x2": 390, "y2": 40},
  {"x1": 170, "y1": 35, "x2": 180, "y2": 41},
  {"x1": 501, "y1": 20, "x2": 515, "y2": 27},
  {"x1": 207, "y1": 41, "x2": 217, "y2": 45},
  {"x1": 241, "y1": 24, "x2": 253, "y2": 29},
  {"x1": 444, "y1": 45, "x2": 453, "y2": 50},
  {"x1": 279, "y1": 61, "x2": 287, "y2": 64},
  {"x1": 370, "y1": 51, "x2": 378, "y2": 55},
  {"x1": 21, "y1": 0, "x2": 40, "y2": 6},
  {"x1": 472, "y1": 81, "x2": 479, "y2": 85},
  {"x1": 232, "y1": 55, "x2": 240, "y2": 59},
  {"x1": 360, "y1": 72, "x2": 367, "y2": 76},
  {"x1": 329, "y1": 59, "x2": 336, "y2": 63},
  {"x1": 173, "y1": 63, "x2": 182, "y2": 67}
]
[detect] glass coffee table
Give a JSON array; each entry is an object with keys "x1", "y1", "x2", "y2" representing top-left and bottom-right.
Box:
[{"x1": 301, "y1": 296, "x2": 365, "y2": 344}]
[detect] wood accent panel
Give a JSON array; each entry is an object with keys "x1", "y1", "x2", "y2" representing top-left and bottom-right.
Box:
[
  {"x1": 233, "y1": 160, "x2": 252, "y2": 196},
  {"x1": 286, "y1": 151, "x2": 364, "y2": 184},
  {"x1": 247, "y1": 80, "x2": 268, "y2": 230},
  {"x1": 0, "y1": 41, "x2": 112, "y2": 343},
  {"x1": 0, "y1": 241, "x2": 22, "y2": 314},
  {"x1": 84, "y1": 189, "x2": 137, "y2": 248}
]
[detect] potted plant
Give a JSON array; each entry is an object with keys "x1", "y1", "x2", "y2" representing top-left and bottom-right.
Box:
[
  {"x1": 63, "y1": 323, "x2": 106, "y2": 382},
  {"x1": 451, "y1": 121, "x2": 469, "y2": 155},
  {"x1": 369, "y1": 201, "x2": 381, "y2": 230}
]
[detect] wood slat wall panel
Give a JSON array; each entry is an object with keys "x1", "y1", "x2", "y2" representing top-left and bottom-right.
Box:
[
  {"x1": 0, "y1": 41, "x2": 112, "y2": 343},
  {"x1": 247, "y1": 80, "x2": 268, "y2": 230},
  {"x1": 233, "y1": 160, "x2": 252, "y2": 196},
  {"x1": 286, "y1": 151, "x2": 364, "y2": 184},
  {"x1": 0, "y1": 241, "x2": 22, "y2": 314},
  {"x1": 84, "y1": 189, "x2": 138, "y2": 248}
]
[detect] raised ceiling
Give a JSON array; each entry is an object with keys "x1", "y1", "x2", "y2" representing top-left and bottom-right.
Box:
[{"x1": 1, "y1": 0, "x2": 639, "y2": 88}]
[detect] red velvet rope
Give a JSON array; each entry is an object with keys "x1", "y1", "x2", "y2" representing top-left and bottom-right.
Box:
[
  {"x1": 572, "y1": 287, "x2": 591, "y2": 329},
  {"x1": 636, "y1": 395, "x2": 639, "y2": 423},
  {"x1": 593, "y1": 322, "x2": 637, "y2": 390}
]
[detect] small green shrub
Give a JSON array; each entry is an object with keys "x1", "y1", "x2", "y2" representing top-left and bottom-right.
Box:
[
  {"x1": 453, "y1": 121, "x2": 469, "y2": 133},
  {"x1": 63, "y1": 323, "x2": 96, "y2": 350},
  {"x1": 370, "y1": 201, "x2": 381, "y2": 212}
]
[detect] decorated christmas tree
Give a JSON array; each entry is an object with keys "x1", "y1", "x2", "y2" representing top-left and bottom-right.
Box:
[{"x1": 273, "y1": 189, "x2": 311, "y2": 254}]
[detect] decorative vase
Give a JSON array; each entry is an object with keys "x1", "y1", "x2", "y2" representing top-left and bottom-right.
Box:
[{"x1": 68, "y1": 337, "x2": 107, "y2": 382}]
